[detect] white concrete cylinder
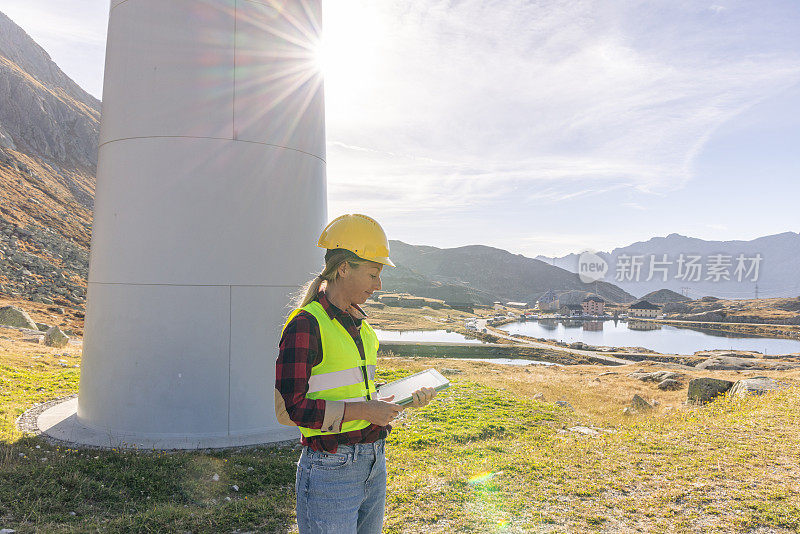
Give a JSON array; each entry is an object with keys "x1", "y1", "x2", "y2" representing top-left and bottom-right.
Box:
[{"x1": 45, "y1": 0, "x2": 327, "y2": 448}]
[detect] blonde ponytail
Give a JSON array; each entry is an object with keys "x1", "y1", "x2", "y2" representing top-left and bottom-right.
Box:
[
  {"x1": 297, "y1": 276, "x2": 324, "y2": 308},
  {"x1": 295, "y1": 249, "x2": 366, "y2": 308}
]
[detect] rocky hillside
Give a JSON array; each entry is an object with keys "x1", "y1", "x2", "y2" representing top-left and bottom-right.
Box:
[
  {"x1": 662, "y1": 296, "x2": 800, "y2": 326},
  {"x1": 378, "y1": 262, "x2": 497, "y2": 307},
  {"x1": 0, "y1": 11, "x2": 97, "y2": 307},
  {"x1": 383, "y1": 240, "x2": 636, "y2": 305}
]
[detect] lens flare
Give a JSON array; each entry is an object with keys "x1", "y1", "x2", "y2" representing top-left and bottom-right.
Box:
[
  {"x1": 230, "y1": 0, "x2": 323, "y2": 149},
  {"x1": 468, "y1": 471, "x2": 499, "y2": 485},
  {"x1": 467, "y1": 470, "x2": 515, "y2": 532}
]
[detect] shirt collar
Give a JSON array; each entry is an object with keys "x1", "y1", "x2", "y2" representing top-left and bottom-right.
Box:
[{"x1": 317, "y1": 290, "x2": 368, "y2": 322}]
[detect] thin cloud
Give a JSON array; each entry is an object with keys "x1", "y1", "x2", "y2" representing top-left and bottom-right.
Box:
[
  {"x1": 622, "y1": 202, "x2": 648, "y2": 211},
  {"x1": 324, "y1": 0, "x2": 800, "y2": 218},
  {"x1": 4, "y1": 0, "x2": 797, "y2": 256},
  {"x1": 1, "y1": 1, "x2": 109, "y2": 97},
  {"x1": 2, "y1": 2, "x2": 107, "y2": 44}
]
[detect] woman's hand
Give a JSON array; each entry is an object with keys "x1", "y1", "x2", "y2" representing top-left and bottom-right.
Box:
[
  {"x1": 366, "y1": 396, "x2": 404, "y2": 426},
  {"x1": 407, "y1": 387, "x2": 436, "y2": 408},
  {"x1": 345, "y1": 395, "x2": 404, "y2": 427}
]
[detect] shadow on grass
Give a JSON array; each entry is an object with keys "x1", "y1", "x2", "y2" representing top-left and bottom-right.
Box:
[{"x1": 0, "y1": 435, "x2": 300, "y2": 533}]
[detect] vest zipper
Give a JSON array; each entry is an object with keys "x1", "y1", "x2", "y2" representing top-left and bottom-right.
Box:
[
  {"x1": 360, "y1": 360, "x2": 371, "y2": 401},
  {"x1": 356, "y1": 336, "x2": 371, "y2": 401}
]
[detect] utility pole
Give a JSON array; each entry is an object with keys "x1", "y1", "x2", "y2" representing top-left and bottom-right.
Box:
[{"x1": 754, "y1": 284, "x2": 759, "y2": 299}]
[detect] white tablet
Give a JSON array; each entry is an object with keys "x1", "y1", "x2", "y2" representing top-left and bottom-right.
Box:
[{"x1": 376, "y1": 368, "x2": 450, "y2": 406}]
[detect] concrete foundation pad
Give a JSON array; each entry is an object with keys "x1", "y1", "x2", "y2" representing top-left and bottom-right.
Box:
[{"x1": 37, "y1": 397, "x2": 299, "y2": 450}]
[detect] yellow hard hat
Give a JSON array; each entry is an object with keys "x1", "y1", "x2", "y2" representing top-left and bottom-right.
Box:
[{"x1": 317, "y1": 214, "x2": 395, "y2": 267}]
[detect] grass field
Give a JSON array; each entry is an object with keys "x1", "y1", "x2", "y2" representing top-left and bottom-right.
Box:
[
  {"x1": 1, "y1": 328, "x2": 800, "y2": 533},
  {"x1": 363, "y1": 304, "x2": 481, "y2": 331}
]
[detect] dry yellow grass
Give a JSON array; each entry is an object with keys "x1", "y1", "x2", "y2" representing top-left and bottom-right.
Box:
[
  {"x1": 379, "y1": 357, "x2": 800, "y2": 533},
  {"x1": 364, "y1": 304, "x2": 478, "y2": 330},
  {"x1": 379, "y1": 356, "x2": 800, "y2": 425}
]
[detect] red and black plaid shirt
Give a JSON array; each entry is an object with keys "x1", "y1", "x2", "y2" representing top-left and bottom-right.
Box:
[{"x1": 275, "y1": 291, "x2": 389, "y2": 452}]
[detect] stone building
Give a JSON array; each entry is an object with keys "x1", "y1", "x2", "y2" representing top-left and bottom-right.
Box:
[
  {"x1": 581, "y1": 295, "x2": 605, "y2": 315},
  {"x1": 629, "y1": 300, "x2": 660, "y2": 318}
]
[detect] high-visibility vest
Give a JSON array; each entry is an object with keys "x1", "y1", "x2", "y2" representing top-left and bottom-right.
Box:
[{"x1": 282, "y1": 300, "x2": 379, "y2": 437}]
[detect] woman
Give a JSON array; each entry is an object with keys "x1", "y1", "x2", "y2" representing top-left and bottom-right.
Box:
[{"x1": 275, "y1": 213, "x2": 436, "y2": 534}]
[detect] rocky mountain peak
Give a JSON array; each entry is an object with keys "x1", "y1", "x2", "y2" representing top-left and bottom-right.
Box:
[
  {"x1": 0, "y1": 12, "x2": 98, "y2": 106},
  {"x1": 0, "y1": 10, "x2": 100, "y2": 168}
]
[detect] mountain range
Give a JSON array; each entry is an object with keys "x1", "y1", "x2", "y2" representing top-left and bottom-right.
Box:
[
  {"x1": 382, "y1": 241, "x2": 634, "y2": 305},
  {"x1": 536, "y1": 232, "x2": 800, "y2": 300}
]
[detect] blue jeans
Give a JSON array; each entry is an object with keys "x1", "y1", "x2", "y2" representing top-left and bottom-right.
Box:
[{"x1": 296, "y1": 439, "x2": 387, "y2": 534}]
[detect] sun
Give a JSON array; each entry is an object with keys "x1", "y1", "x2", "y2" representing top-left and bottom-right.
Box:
[{"x1": 314, "y1": 2, "x2": 384, "y2": 95}]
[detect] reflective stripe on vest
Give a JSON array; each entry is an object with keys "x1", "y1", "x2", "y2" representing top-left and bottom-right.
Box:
[
  {"x1": 282, "y1": 300, "x2": 379, "y2": 437},
  {"x1": 307, "y1": 365, "x2": 377, "y2": 394}
]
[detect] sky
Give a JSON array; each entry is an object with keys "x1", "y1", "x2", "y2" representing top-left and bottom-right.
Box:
[{"x1": 1, "y1": 0, "x2": 799, "y2": 257}]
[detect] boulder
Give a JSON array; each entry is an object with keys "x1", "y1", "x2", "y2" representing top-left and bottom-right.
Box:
[
  {"x1": 629, "y1": 370, "x2": 682, "y2": 382},
  {"x1": 687, "y1": 378, "x2": 733, "y2": 403},
  {"x1": 568, "y1": 426, "x2": 598, "y2": 436},
  {"x1": 696, "y1": 356, "x2": 757, "y2": 370},
  {"x1": 694, "y1": 350, "x2": 758, "y2": 359},
  {"x1": 696, "y1": 356, "x2": 798, "y2": 371},
  {"x1": 657, "y1": 379, "x2": 682, "y2": 391},
  {"x1": 43, "y1": 326, "x2": 69, "y2": 348},
  {"x1": 36, "y1": 322, "x2": 50, "y2": 332},
  {"x1": 532, "y1": 392, "x2": 545, "y2": 401},
  {"x1": 0, "y1": 305, "x2": 37, "y2": 329},
  {"x1": 728, "y1": 377, "x2": 788, "y2": 397},
  {"x1": 555, "y1": 400, "x2": 573, "y2": 410},
  {"x1": 631, "y1": 394, "x2": 653, "y2": 411}
]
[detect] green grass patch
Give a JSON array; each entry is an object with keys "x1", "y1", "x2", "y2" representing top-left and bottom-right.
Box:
[
  {"x1": 0, "y1": 439, "x2": 298, "y2": 533},
  {"x1": 1, "y1": 363, "x2": 79, "y2": 440},
  {"x1": 1, "y1": 352, "x2": 799, "y2": 532}
]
